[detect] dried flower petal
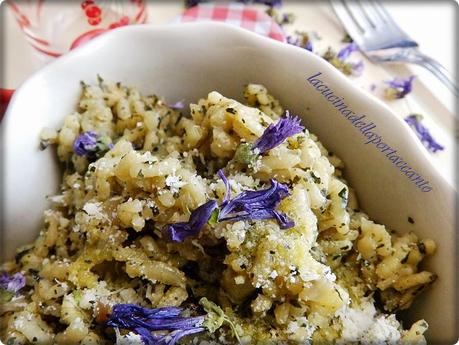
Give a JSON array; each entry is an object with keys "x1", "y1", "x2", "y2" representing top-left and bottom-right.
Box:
[
  {"x1": 266, "y1": 7, "x2": 295, "y2": 26},
  {"x1": 0, "y1": 272, "x2": 25, "y2": 293},
  {"x1": 351, "y1": 60, "x2": 364, "y2": 76},
  {"x1": 107, "y1": 304, "x2": 204, "y2": 331},
  {"x1": 384, "y1": 76, "x2": 416, "y2": 99},
  {"x1": 168, "y1": 100, "x2": 185, "y2": 110},
  {"x1": 405, "y1": 114, "x2": 444, "y2": 153},
  {"x1": 73, "y1": 131, "x2": 113, "y2": 159},
  {"x1": 253, "y1": 112, "x2": 304, "y2": 154},
  {"x1": 73, "y1": 131, "x2": 98, "y2": 156},
  {"x1": 341, "y1": 33, "x2": 353, "y2": 43},
  {"x1": 164, "y1": 200, "x2": 218, "y2": 242},
  {"x1": 322, "y1": 43, "x2": 364, "y2": 76},
  {"x1": 217, "y1": 170, "x2": 294, "y2": 229},
  {"x1": 107, "y1": 304, "x2": 206, "y2": 345},
  {"x1": 337, "y1": 42, "x2": 358, "y2": 60},
  {"x1": 217, "y1": 169, "x2": 231, "y2": 205},
  {"x1": 287, "y1": 33, "x2": 313, "y2": 52}
]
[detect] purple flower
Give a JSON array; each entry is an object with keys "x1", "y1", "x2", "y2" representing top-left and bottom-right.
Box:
[
  {"x1": 163, "y1": 171, "x2": 294, "y2": 242},
  {"x1": 337, "y1": 42, "x2": 358, "y2": 60},
  {"x1": 405, "y1": 114, "x2": 444, "y2": 153},
  {"x1": 163, "y1": 200, "x2": 218, "y2": 242},
  {"x1": 286, "y1": 35, "x2": 297, "y2": 45},
  {"x1": 73, "y1": 131, "x2": 113, "y2": 159},
  {"x1": 287, "y1": 35, "x2": 313, "y2": 52},
  {"x1": 218, "y1": 169, "x2": 231, "y2": 205},
  {"x1": 351, "y1": 60, "x2": 364, "y2": 76},
  {"x1": 168, "y1": 100, "x2": 185, "y2": 110},
  {"x1": 107, "y1": 304, "x2": 205, "y2": 345},
  {"x1": 73, "y1": 131, "x2": 98, "y2": 156},
  {"x1": 0, "y1": 272, "x2": 25, "y2": 293},
  {"x1": 253, "y1": 113, "x2": 304, "y2": 154},
  {"x1": 385, "y1": 76, "x2": 416, "y2": 99},
  {"x1": 217, "y1": 170, "x2": 294, "y2": 229},
  {"x1": 322, "y1": 44, "x2": 363, "y2": 76}
]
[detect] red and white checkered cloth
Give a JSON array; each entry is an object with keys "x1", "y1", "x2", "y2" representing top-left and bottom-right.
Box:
[{"x1": 176, "y1": 2, "x2": 286, "y2": 42}]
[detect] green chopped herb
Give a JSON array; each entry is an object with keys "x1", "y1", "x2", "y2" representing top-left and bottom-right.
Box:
[
  {"x1": 97, "y1": 74, "x2": 104, "y2": 86},
  {"x1": 6, "y1": 338, "x2": 17, "y2": 345},
  {"x1": 200, "y1": 298, "x2": 225, "y2": 333},
  {"x1": 0, "y1": 289, "x2": 14, "y2": 303},
  {"x1": 95, "y1": 135, "x2": 113, "y2": 158},
  {"x1": 417, "y1": 242, "x2": 426, "y2": 255},
  {"x1": 401, "y1": 252, "x2": 410, "y2": 264},
  {"x1": 338, "y1": 187, "x2": 348, "y2": 206},
  {"x1": 259, "y1": 117, "x2": 269, "y2": 127},
  {"x1": 234, "y1": 143, "x2": 258, "y2": 165},
  {"x1": 200, "y1": 297, "x2": 241, "y2": 343},
  {"x1": 338, "y1": 188, "x2": 347, "y2": 198},
  {"x1": 28, "y1": 269, "x2": 40, "y2": 281},
  {"x1": 342, "y1": 33, "x2": 353, "y2": 43},
  {"x1": 208, "y1": 209, "x2": 219, "y2": 226},
  {"x1": 310, "y1": 171, "x2": 321, "y2": 184},
  {"x1": 73, "y1": 290, "x2": 83, "y2": 303},
  {"x1": 322, "y1": 46, "x2": 360, "y2": 76},
  {"x1": 15, "y1": 247, "x2": 32, "y2": 263}
]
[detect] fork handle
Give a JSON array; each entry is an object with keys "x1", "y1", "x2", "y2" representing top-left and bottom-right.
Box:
[{"x1": 412, "y1": 52, "x2": 459, "y2": 97}]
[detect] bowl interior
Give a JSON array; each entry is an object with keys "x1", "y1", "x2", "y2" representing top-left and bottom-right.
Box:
[{"x1": 2, "y1": 23, "x2": 456, "y2": 342}]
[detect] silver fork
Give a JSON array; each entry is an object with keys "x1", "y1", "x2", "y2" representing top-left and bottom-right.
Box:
[{"x1": 331, "y1": 0, "x2": 458, "y2": 97}]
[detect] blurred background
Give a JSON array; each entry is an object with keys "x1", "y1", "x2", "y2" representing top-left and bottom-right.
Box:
[
  {"x1": 1, "y1": 0, "x2": 457, "y2": 184},
  {"x1": 2, "y1": 1, "x2": 456, "y2": 90}
]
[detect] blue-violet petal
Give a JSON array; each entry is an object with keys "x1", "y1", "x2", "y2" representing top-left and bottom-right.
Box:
[
  {"x1": 252, "y1": 112, "x2": 304, "y2": 154},
  {"x1": 0, "y1": 272, "x2": 25, "y2": 293},
  {"x1": 405, "y1": 114, "x2": 444, "y2": 153},
  {"x1": 164, "y1": 200, "x2": 218, "y2": 242},
  {"x1": 337, "y1": 42, "x2": 358, "y2": 60}
]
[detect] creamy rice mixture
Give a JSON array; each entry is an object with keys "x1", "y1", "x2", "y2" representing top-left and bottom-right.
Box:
[{"x1": 0, "y1": 79, "x2": 437, "y2": 345}]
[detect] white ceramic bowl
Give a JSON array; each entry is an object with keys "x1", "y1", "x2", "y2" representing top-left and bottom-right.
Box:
[{"x1": 1, "y1": 22, "x2": 456, "y2": 342}]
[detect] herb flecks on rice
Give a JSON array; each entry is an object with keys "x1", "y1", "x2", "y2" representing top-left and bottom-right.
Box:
[{"x1": 0, "y1": 79, "x2": 436, "y2": 345}]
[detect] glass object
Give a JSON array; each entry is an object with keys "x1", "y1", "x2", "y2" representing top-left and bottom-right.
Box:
[{"x1": 7, "y1": 0, "x2": 147, "y2": 60}]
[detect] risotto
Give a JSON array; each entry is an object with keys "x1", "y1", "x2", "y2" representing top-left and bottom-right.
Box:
[{"x1": 0, "y1": 79, "x2": 437, "y2": 345}]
